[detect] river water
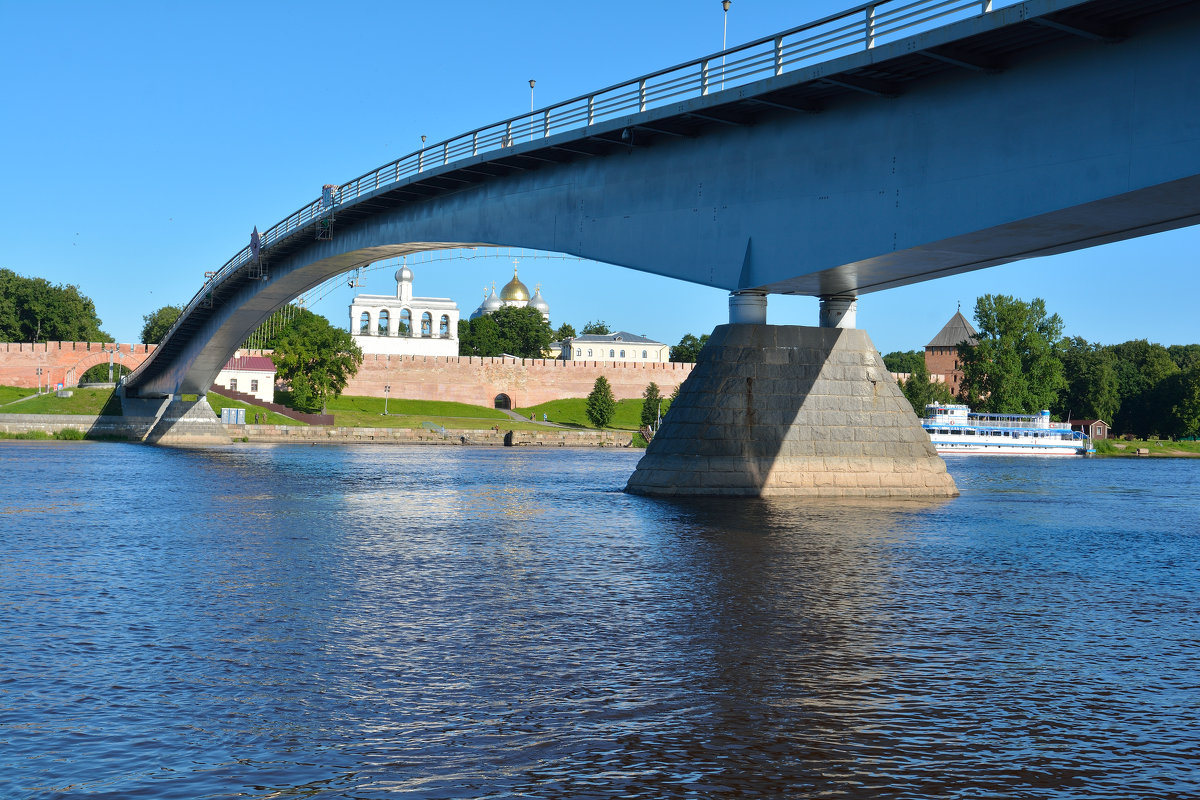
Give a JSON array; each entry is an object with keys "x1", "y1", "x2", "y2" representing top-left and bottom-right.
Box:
[{"x1": 1, "y1": 443, "x2": 1197, "y2": 799}]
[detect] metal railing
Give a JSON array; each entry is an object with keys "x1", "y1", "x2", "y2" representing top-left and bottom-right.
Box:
[{"x1": 158, "y1": 0, "x2": 1011, "y2": 367}]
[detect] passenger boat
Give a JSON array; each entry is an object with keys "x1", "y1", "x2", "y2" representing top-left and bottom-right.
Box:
[{"x1": 920, "y1": 404, "x2": 1092, "y2": 456}]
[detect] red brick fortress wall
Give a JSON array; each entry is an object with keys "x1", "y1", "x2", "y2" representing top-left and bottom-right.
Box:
[
  {"x1": 344, "y1": 354, "x2": 695, "y2": 407},
  {"x1": 0, "y1": 342, "x2": 155, "y2": 388},
  {"x1": 0, "y1": 343, "x2": 696, "y2": 407}
]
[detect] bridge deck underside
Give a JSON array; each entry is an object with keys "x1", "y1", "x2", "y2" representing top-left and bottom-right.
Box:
[{"x1": 127, "y1": 0, "x2": 1200, "y2": 397}]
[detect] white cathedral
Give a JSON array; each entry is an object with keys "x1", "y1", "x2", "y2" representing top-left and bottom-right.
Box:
[
  {"x1": 348, "y1": 264, "x2": 460, "y2": 357},
  {"x1": 470, "y1": 267, "x2": 551, "y2": 321}
]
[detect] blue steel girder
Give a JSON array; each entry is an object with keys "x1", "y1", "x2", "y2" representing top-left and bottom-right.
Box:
[{"x1": 125, "y1": 0, "x2": 1200, "y2": 397}]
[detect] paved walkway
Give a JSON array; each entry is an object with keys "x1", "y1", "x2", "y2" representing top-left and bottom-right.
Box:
[{"x1": 497, "y1": 408, "x2": 570, "y2": 428}]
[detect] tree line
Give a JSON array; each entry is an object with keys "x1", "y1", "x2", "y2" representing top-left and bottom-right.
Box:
[
  {"x1": 0, "y1": 269, "x2": 112, "y2": 343},
  {"x1": 884, "y1": 294, "x2": 1200, "y2": 439}
]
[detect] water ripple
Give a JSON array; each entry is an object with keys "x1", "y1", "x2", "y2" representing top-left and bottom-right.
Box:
[{"x1": 0, "y1": 444, "x2": 1196, "y2": 798}]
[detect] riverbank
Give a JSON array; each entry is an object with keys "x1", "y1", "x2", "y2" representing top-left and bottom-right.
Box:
[
  {"x1": 0, "y1": 413, "x2": 635, "y2": 447},
  {"x1": 1096, "y1": 439, "x2": 1200, "y2": 458}
]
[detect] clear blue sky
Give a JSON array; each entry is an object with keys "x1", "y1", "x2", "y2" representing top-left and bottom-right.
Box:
[{"x1": 2, "y1": 1, "x2": 1196, "y2": 355}]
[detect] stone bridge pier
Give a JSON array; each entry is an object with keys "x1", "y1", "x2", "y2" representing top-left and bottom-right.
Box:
[{"x1": 625, "y1": 295, "x2": 957, "y2": 498}]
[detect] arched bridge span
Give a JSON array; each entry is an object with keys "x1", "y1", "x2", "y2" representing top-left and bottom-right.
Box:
[{"x1": 126, "y1": 0, "x2": 1200, "y2": 398}]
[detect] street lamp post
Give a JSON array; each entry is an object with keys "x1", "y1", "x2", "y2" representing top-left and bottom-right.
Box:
[
  {"x1": 529, "y1": 79, "x2": 536, "y2": 140},
  {"x1": 383, "y1": 384, "x2": 390, "y2": 416},
  {"x1": 721, "y1": 1, "x2": 731, "y2": 89}
]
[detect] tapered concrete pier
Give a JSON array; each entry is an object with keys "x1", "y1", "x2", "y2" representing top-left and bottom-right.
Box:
[
  {"x1": 625, "y1": 324, "x2": 957, "y2": 498},
  {"x1": 121, "y1": 393, "x2": 232, "y2": 447}
]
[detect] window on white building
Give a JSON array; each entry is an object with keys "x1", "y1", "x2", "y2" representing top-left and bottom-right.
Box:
[
  {"x1": 250, "y1": 379, "x2": 259, "y2": 392},
  {"x1": 230, "y1": 378, "x2": 238, "y2": 392},
  {"x1": 620, "y1": 350, "x2": 625, "y2": 358},
  {"x1": 440, "y1": 315, "x2": 450, "y2": 337},
  {"x1": 378, "y1": 309, "x2": 390, "y2": 336},
  {"x1": 575, "y1": 348, "x2": 581, "y2": 357},
  {"x1": 642, "y1": 350, "x2": 647, "y2": 359},
  {"x1": 400, "y1": 309, "x2": 412, "y2": 336},
  {"x1": 609, "y1": 349, "x2": 615, "y2": 357},
  {"x1": 359, "y1": 312, "x2": 370, "y2": 334},
  {"x1": 587, "y1": 349, "x2": 593, "y2": 357},
  {"x1": 421, "y1": 312, "x2": 432, "y2": 336}
]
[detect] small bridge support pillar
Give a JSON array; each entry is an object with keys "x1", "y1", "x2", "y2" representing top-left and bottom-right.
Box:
[
  {"x1": 118, "y1": 388, "x2": 232, "y2": 447},
  {"x1": 625, "y1": 321, "x2": 957, "y2": 498},
  {"x1": 819, "y1": 295, "x2": 858, "y2": 329}
]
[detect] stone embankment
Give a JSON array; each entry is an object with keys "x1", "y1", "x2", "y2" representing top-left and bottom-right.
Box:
[
  {"x1": 0, "y1": 413, "x2": 634, "y2": 448},
  {"x1": 0, "y1": 414, "x2": 154, "y2": 440},
  {"x1": 225, "y1": 424, "x2": 634, "y2": 447}
]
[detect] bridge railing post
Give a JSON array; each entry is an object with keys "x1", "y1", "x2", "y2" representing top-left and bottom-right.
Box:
[
  {"x1": 639, "y1": 78, "x2": 647, "y2": 112},
  {"x1": 774, "y1": 35, "x2": 784, "y2": 75},
  {"x1": 543, "y1": 109, "x2": 550, "y2": 138},
  {"x1": 981, "y1": 0, "x2": 992, "y2": 11},
  {"x1": 701, "y1": 59, "x2": 710, "y2": 95},
  {"x1": 472, "y1": 131, "x2": 479, "y2": 156},
  {"x1": 587, "y1": 95, "x2": 595, "y2": 125},
  {"x1": 866, "y1": 4, "x2": 877, "y2": 49}
]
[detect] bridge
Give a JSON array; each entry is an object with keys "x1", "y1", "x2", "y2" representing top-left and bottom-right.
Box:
[{"x1": 123, "y1": 0, "x2": 1200, "y2": 494}]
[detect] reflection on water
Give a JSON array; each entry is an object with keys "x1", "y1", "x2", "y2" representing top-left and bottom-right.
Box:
[{"x1": 0, "y1": 444, "x2": 1197, "y2": 799}]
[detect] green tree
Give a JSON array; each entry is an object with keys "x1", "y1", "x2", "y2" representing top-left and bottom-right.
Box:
[
  {"x1": 641, "y1": 381, "x2": 662, "y2": 428},
  {"x1": 270, "y1": 309, "x2": 363, "y2": 413},
  {"x1": 1053, "y1": 337, "x2": 1119, "y2": 424},
  {"x1": 458, "y1": 317, "x2": 499, "y2": 357},
  {"x1": 958, "y1": 295, "x2": 1065, "y2": 414},
  {"x1": 585, "y1": 375, "x2": 617, "y2": 428},
  {"x1": 1169, "y1": 365, "x2": 1200, "y2": 439},
  {"x1": 900, "y1": 359, "x2": 955, "y2": 416},
  {"x1": 1168, "y1": 344, "x2": 1200, "y2": 372},
  {"x1": 141, "y1": 304, "x2": 183, "y2": 344},
  {"x1": 882, "y1": 350, "x2": 926, "y2": 375},
  {"x1": 581, "y1": 320, "x2": 611, "y2": 335},
  {"x1": 553, "y1": 322, "x2": 576, "y2": 341},
  {"x1": 670, "y1": 332, "x2": 710, "y2": 363},
  {"x1": 1109, "y1": 339, "x2": 1180, "y2": 438},
  {"x1": 0, "y1": 268, "x2": 111, "y2": 343},
  {"x1": 459, "y1": 306, "x2": 551, "y2": 358}
]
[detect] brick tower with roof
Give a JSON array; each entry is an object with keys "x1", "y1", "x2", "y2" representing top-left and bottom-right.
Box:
[{"x1": 925, "y1": 307, "x2": 978, "y2": 397}]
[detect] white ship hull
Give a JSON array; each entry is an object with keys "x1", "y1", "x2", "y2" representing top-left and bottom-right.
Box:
[
  {"x1": 920, "y1": 403, "x2": 1091, "y2": 457},
  {"x1": 927, "y1": 433, "x2": 1088, "y2": 456}
]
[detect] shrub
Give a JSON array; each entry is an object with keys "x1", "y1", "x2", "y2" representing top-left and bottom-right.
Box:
[{"x1": 53, "y1": 428, "x2": 85, "y2": 440}]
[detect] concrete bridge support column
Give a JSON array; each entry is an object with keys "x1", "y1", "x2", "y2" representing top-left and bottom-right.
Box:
[
  {"x1": 624, "y1": 297, "x2": 957, "y2": 498},
  {"x1": 142, "y1": 395, "x2": 232, "y2": 446},
  {"x1": 119, "y1": 388, "x2": 233, "y2": 446}
]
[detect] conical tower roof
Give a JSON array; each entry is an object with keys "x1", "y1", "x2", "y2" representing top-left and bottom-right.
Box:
[{"x1": 927, "y1": 310, "x2": 978, "y2": 348}]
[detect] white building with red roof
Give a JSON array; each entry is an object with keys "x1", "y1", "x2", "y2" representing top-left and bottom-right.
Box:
[{"x1": 214, "y1": 354, "x2": 276, "y2": 404}]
